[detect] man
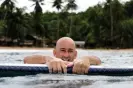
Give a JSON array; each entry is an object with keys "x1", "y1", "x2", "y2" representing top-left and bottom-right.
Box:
[{"x1": 24, "y1": 37, "x2": 101, "y2": 74}]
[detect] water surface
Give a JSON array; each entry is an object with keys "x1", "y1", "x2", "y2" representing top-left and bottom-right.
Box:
[{"x1": 0, "y1": 49, "x2": 133, "y2": 88}]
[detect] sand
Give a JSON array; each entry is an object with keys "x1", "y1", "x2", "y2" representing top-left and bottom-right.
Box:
[{"x1": 0, "y1": 46, "x2": 53, "y2": 50}]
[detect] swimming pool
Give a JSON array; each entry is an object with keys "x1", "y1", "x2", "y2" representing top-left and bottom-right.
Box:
[{"x1": 0, "y1": 49, "x2": 133, "y2": 88}]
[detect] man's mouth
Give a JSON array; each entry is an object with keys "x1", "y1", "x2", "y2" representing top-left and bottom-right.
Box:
[{"x1": 61, "y1": 58, "x2": 70, "y2": 61}]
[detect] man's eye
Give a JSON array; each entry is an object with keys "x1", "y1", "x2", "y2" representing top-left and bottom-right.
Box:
[
  {"x1": 61, "y1": 50, "x2": 65, "y2": 52},
  {"x1": 69, "y1": 51, "x2": 73, "y2": 53}
]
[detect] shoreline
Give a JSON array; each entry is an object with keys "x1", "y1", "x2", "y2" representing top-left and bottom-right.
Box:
[
  {"x1": 0, "y1": 46, "x2": 133, "y2": 51},
  {"x1": 0, "y1": 46, "x2": 53, "y2": 50}
]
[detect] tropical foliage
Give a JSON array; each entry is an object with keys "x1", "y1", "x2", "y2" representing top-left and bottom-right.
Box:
[{"x1": 0, "y1": 0, "x2": 133, "y2": 48}]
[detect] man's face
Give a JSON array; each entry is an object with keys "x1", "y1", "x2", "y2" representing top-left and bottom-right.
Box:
[{"x1": 53, "y1": 40, "x2": 77, "y2": 62}]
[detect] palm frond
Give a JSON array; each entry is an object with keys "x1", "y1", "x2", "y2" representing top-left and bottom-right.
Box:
[
  {"x1": 30, "y1": 4, "x2": 35, "y2": 7},
  {"x1": 66, "y1": 0, "x2": 77, "y2": 10},
  {"x1": 52, "y1": 0, "x2": 63, "y2": 10},
  {"x1": 28, "y1": 0, "x2": 37, "y2": 2},
  {"x1": 41, "y1": 3, "x2": 44, "y2": 5},
  {"x1": 39, "y1": 0, "x2": 44, "y2": 2}
]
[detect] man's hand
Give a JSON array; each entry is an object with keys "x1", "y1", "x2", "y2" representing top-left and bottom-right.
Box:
[
  {"x1": 46, "y1": 57, "x2": 69, "y2": 73},
  {"x1": 72, "y1": 57, "x2": 90, "y2": 74}
]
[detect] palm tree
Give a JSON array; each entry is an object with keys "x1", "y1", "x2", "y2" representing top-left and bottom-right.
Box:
[
  {"x1": 14, "y1": 8, "x2": 26, "y2": 43},
  {"x1": 66, "y1": 0, "x2": 77, "y2": 11},
  {"x1": 29, "y1": 0, "x2": 44, "y2": 46},
  {"x1": 106, "y1": 0, "x2": 113, "y2": 42},
  {"x1": 52, "y1": 0, "x2": 63, "y2": 11},
  {"x1": 52, "y1": 0, "x2": 63, "y2": 39},
  {"x1": 0, "y1": 0, "x2": 16, "y2": 44},
  {"x1": 109, "y1": 0, "x2": 113, "y2": 42},
  {"x1": 0, "y1": 0, "x2": 16, "y2": 20},
  {"x1": 65, "y1": 0, "x2": 77, "y2": 37},
  {"x1": 29, "y1": 0, "x2": 44, "y2": 13}
]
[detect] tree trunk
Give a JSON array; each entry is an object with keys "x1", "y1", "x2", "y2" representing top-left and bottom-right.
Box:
[{"x1": 110, "y1": 0, "x2": 113, "y2": 42}]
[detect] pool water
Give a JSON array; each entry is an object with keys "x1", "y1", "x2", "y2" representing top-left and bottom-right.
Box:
[{"x1": 0, "y1": 49, "x2": 133, "y2": 88}]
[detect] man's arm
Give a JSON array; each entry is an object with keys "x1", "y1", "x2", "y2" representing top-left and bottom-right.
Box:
[
  {"x1": 72, "y1": 56, "x2": 101, "y2": 74},
  {"x1": 24, "y1": 55, "x2": 69, "y2": 73},
  {"x1": 24, "y1": 55, "x2": 52, "y2": 64},
  {"x1": 85, "y1": 56, "x2": 101, "y2": 65},
  {"x1": 73, "y1": 56, "x2": 101, "y2": 65}
]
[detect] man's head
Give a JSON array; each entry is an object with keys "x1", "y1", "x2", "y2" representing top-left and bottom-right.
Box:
[{"x1": 53, "y1": 37, "x2": 77, "y2": 61}]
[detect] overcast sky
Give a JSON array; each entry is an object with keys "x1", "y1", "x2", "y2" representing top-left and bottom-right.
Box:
[{"x1": 0, "y1": 0, "x2": 130, "y2": 13}]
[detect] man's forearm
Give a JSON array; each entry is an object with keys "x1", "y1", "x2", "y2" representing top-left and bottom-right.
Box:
[
  {"x1": 88, "y1": 56, "x2": 101, "y2": 65},
  {"x1": 79, "y1": 56, "x2": 101, "y2": 65},
  {"x1": 24, "y1": 55, "x2": 52, "y2": 64}
]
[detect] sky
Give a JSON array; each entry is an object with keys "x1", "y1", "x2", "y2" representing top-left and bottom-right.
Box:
[{"x1": 0, "y1": 0, "x2": 131, "y2": 13}]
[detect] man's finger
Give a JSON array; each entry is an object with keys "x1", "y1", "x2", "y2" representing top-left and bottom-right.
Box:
[
  {"x1": 76, "y1": 62, "x2": 83, "y2": 74},
  {"x1": 73, "y1": 64, "x2": 79, "y2": 74},
  {"x1": 52, "y1": 62, "x2": 57, "y2": 73},
  {"x1": 79, "y1": 64, "x2": 84, "y2": 74},
  {"x1": 72, "y1": 65, "x2": 76, "y2": 73},
  {"x1": 84, "y1": 68, "x2": 88, "y2": 74},
  {"x1": 57, "y1": 62, "x2": 62, "y2": 73},
  {"x1": 61, "y1": 63, "x2": 67, "y2": 73},
  {"x1": 84, "y1": 66, "x2": 89, "y2": 74},
  {"x1": 48, "y1": 63, "x2": 52, "y2": 73}
]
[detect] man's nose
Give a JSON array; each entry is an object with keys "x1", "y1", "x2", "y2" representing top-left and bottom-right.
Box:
[{"x1": 64, "y1": 52, "x2": 69, "y2": 57}]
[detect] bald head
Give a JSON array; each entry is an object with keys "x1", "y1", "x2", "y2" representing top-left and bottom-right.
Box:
[
  {"x1": 56, "y1": 37, "x2": 76, "y2": 49},
  {"x1": 53, "y1": 37, "x2": 77, "y2": 61}
]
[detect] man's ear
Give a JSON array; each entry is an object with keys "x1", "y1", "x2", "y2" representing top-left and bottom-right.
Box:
[
  {"x1": 74, "y1": 50, "x2": 77, "y2": 58},
  {"x1": 53, "y1": 49, "x2": 56, "y2": 56}
]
